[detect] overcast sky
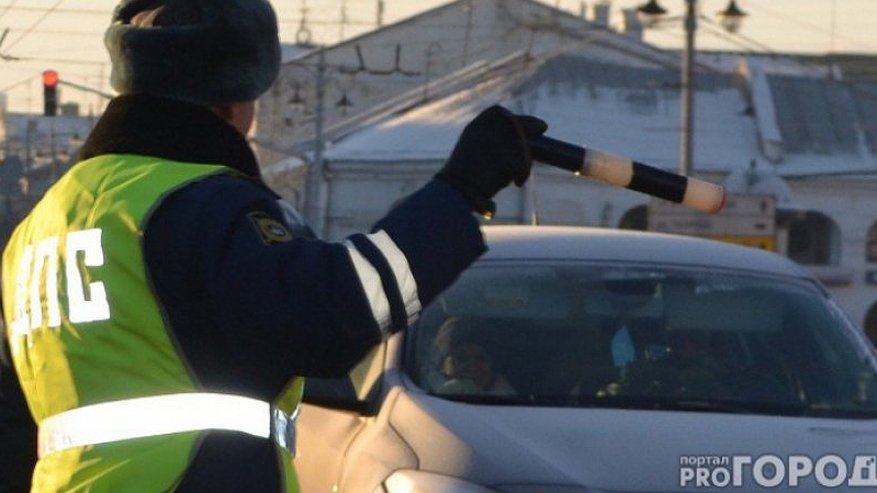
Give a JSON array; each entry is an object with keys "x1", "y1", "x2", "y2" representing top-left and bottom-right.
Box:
[{"x1": 1, "y1": 0, "x2": 875, "y2": 114}]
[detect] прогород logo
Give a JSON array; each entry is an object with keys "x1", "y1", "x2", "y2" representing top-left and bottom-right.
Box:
[{"x1": 679, "y1": 455, "x2": 877, "y2": 488}]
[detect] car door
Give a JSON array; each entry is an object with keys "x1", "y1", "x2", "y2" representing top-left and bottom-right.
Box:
[{"x1": 293, "y1": 343, "x2": 387, "y2": 493}]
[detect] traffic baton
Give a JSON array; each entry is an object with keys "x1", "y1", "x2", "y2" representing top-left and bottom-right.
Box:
[{"x1": 529, "y1": 135, "x2": 726, "y2": 214}]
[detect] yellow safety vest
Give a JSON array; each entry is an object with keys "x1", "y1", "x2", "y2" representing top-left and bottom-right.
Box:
[{"x1": 1, "y1": 154, "x2": 302, "y2": 492}]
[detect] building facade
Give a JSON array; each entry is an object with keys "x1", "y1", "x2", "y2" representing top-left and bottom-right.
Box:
[{"x1": 254, "y1": 0, "x2": 877, "y2": 337}]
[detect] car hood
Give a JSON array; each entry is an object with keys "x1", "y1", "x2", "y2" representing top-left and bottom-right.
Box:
[{"x1": 389, "y1": 390, "x2": 877, "y2": 492}]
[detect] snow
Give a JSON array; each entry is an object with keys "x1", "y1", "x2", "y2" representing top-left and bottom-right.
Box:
[{"x1": 322, "y1": 52, "x2": 877, "y2": 179}]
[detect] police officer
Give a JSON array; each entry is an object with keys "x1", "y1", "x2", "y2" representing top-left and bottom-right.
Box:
[
  {"x1": 0, "y1": 0, "x2": 547, "y2": 491},
  {"x1": 0, "y1": 357, "x2": 36, "y2": 493}
]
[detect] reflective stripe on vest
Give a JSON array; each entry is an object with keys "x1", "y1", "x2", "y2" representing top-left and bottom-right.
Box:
[{"x1": 37, "y1": 393, "x2": 296, "y2": 458}]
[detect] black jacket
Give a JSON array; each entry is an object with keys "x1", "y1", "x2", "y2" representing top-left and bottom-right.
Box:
[
  {"x1": 30, "y1": 94, "x2": 483, "y2": 491},
  {"x1": 0, "y1": 343, "x2": 35, "y2": 493}
]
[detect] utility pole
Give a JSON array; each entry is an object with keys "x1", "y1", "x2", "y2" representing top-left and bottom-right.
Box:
[
  {"x1": 304, "y1": 49, "x2": 327, "y2": 237},
  {"x1": 58, "y1": 79, "x2": 114, "y2": 100},
  {"x1": 50, "y1": 119, "x2": 57, "y2": 182},
  {"x1": 24, "y1": 119, "x2": 35, "y2": 175},
  {"x1": 639, "y1": 0, "x2": 745, "y2": 176},
  {"x1": 679, "y1": 0, "x2": 696, "y2": 177},
  {"x1": 339, "y1": 0, "x2": 348, "y2": 42},
  {"x1": 462, "y1": 1, "x2": 473, "y2": 66}
]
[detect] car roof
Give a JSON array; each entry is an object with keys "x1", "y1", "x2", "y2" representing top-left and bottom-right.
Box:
[{"x1": 480, "y1": 225, "x2": 810, "y2": 279}]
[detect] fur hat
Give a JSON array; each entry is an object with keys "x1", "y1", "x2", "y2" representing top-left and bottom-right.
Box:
[{"x1": 105, "y1": 0, "x2": 280, "y2": 105}]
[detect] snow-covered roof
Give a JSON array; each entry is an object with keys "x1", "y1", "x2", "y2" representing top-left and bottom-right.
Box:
[
  {"x1": 510, "y1": 56, "x2": 749, "y2": 172},
  {"x1": 262, "y1": 155, "x2": 307, "y2": 178},
  {"x1": 257, "y1": 0, "x2": 685, "y2": 167},
  {"x1": 323, "y1": 52, "x2": 877, "y2": 177},
  {"x1": 323, "y1": 73, "x2": 517, "y2": 162},
  {"x1": 722, "y1": 165, "x2": 800, "y2": 211},
  {"x1": 280, "y1": 43, "x2": 315, "y2": 63},
  {"x1": 323, "y1": 54, "x2": 750, "y2": 172}
]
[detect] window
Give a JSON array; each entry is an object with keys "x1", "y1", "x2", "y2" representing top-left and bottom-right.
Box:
[
  {"x1": 786, "y1": 211, "x2": 839, "y2": 266},
  {"x1": 864, "y1": 301, "x2": 877, "y2": 348},
  {"x1": 406, "y1": 261, "x2": 877, "y2": 417},
  {"x1": 618, "y1": 205, "x2": 648, "y2": 231},
  {"x1": 866, "y1": 221, "x2": 877, "y2": 263}
]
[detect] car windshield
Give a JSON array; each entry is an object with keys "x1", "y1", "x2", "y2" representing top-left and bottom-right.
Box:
[{"x1": 406, "y1": 261, "x2": 877, "y2": 418}]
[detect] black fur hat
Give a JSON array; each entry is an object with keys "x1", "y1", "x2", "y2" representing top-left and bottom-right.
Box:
[{"x1": 105, "y1": 0, "x2": 280, "y2": 105}]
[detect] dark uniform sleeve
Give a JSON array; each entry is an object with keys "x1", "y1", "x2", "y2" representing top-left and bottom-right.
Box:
[
  {"x1": 143, "y1": 175, "x2": 484, "y2": 397},
  {"x1": 0, "y1": 338, "x2": 37, "y2": 492}
]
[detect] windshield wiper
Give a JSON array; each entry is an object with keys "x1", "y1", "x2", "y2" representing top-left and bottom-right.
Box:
[
  {"x1": 599, "y1": 396, "x2": 752, "y2": 414},
  {"x1": 430, "y1": 392, "x2": 877, "y2": 418},
  {"x1": 801, "y1": 403, "x2": 877, "y2": 419},
  {"x1": 659, "y1": 399, "x2": 753, "y2": 414},
  {"x1": 431, "y1": 393, "x2": 535, "y2": 405},
  {"x1": 431, "y1": 393, "x2": 578, "y2": 407},
  {"x1": 573, "y1": 395, "x2": 810, "y2": 416}
]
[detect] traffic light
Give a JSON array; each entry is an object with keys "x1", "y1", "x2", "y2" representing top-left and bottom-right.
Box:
[{"x1": 42, "y1": 70, "x2": 59, "y2": 117}]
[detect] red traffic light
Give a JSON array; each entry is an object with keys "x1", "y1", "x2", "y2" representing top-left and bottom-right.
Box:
[
  {"x1": 43, "y1": 70, "x2": 59, "y2": 116},
  {"x1": 42, "y1": 70, "x2": 59, "y2": 88}
]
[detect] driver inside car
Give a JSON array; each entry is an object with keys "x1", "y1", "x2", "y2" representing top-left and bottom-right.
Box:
[{"x1": 431, "y1": 317, "x2": 516, "y2": 397}]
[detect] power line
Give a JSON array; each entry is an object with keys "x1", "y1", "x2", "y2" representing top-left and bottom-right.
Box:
[
  {"x1": 276, "y1": 17, "x2": 526, "y2": 31},
  {"x1": 5, "y1": 56, "x2": 106, "y2": 66},
  {"x1": 4, "y1": 0, "x2": 66, "y2": 52},
  {"x1": 742, "y1": 3, "x2": 831, "y2": 35},
  {"x1": 0, "y1": 0, "x2": 19, "y2": 22},
  {"x1": 698, "y1": 17, "x2": 776, "y2": 55},
  {"x1": 15, "y1": 45, "x2": 104, "y2": 57},
  {"x1": 1, "y1": 72, "x2": 36, "y2": 92},
  {"x1": 0, "y1": 5, "x2": 105, "y2": 16},
  {"x1": 743, "y1": 2, "x2": 873, "y2": 53},
  {"x1": 1, "y1": 28, "x2": 102, "y2": 37}
]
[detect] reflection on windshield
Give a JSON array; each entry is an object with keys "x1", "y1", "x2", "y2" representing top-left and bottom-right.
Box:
[{"x1": 407, "y1": 262, "x2": 877, "y2": 418}]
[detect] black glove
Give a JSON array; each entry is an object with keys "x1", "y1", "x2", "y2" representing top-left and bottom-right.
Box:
[{"x1": 436, "y1": 105, "x2": 548, "y2": 217}]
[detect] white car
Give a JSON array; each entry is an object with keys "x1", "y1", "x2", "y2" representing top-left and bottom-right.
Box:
[{"x1": 295, "y1": 225, "x2": 877, "y2": 493}]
